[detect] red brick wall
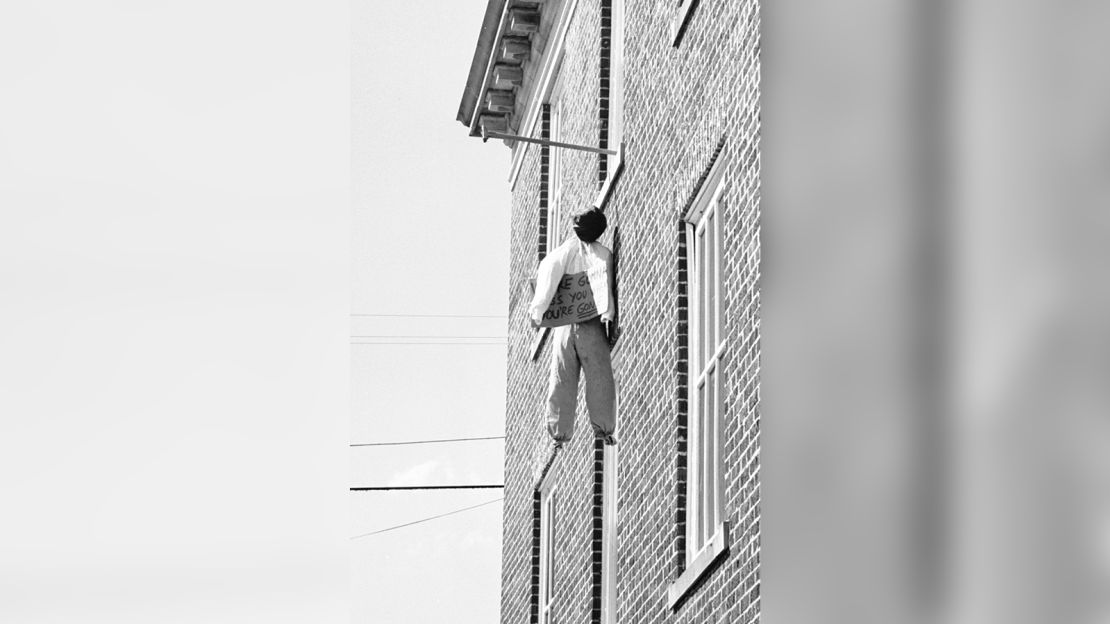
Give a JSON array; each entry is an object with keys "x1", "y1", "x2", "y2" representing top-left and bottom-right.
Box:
[{"x1": 499, "y1": 1, "x2": 760, "y2": 622}]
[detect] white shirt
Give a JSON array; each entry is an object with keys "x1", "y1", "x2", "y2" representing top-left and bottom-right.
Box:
[{"x1": 529, "y1": 237, "x2": 616, "y2": 324}]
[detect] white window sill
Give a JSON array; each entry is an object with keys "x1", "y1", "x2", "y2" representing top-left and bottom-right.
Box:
[
  {"x1": 671, "y1": 0, "x2": 699, "y2": 47},
  {"x1": 667, "y1": 521, "x2": 730, "y2": 608},
  {"x1": 593, "y1": 143, "x2": 626, "y2": 211}
]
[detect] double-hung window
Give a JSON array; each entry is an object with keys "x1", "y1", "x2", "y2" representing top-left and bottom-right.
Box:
[
  {"x1": 670, "y1": 149, "x2": 729, "y2": 607},
  {"x1": 686, "y1": 153, "x2": 727, "y2": 562}
]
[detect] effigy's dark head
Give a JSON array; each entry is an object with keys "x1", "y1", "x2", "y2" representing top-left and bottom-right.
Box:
[{"x1": 573, "y1": 208, "x2": 607, "y2": 243}]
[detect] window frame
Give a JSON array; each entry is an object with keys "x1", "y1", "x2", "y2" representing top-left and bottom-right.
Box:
[
  {"x1": 668, "y1": 148, "x2": 730, "y2": 608},
  {"x1": 607, "y1": 0, "x2": 624, "y2": 153},
  {"x1": 546, "y1": 100, "x2": 564, "y2": 255},
  {"x1": 596, "y1": 0, "x2": 626, "y2": 210},
  {"x1": 530, "y1": 95, "x2": 564, "y2": 361},
  {"x1": 601, "y1": 443, "x2": 619, "y2": 624},
  {"x1": 686, "y1": 176, "x2": 726, "y2": 564},
  {"x1": 538, "y1": 474, "x2": 558, "y2": 624}
]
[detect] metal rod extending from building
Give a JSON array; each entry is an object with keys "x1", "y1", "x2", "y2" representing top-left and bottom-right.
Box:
[
  {"x1": 482, "y1": 128, "x2": 619, "y2": 156},
  {"x1": 350, "y1": 485, "x2": 505, "y2": 491}
]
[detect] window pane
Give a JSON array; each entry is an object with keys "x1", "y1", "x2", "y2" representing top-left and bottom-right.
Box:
[
  {"x1": 697, "y1": 227, "x2": 707, "y2": 369},
  {"x1": 548, "y1": 106, "x2": 561, "y2": 252},
  {"x1": 607, "y1": 0, "x2": 624, "y2": 152},
  {"x1": 698, "y1": 379, "x2": 708, "y2": 547},
  {"x1": 714, "y1": 198, "x2": 724, "y2": 347},
  {"x1": 686, "y1": 221, "x2": 699, "y2": 559},
  {"x1": 704, "y1": 371, "x2": 716, "y2": 533},
  {"x1": 706, "y1": 209, "x2": 716, "y2": 353},
  {"x1": 688, "y1": 383, "x2": 698, "y2": 554},
  {"x1": 714, "y1": 366, "x2": 725, "y2": 526}
]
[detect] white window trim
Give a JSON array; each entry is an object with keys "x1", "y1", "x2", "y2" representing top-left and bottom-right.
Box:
[
  {"x1": 509, "y1": 0, "x2": 581, "y2": 189},
  {"x1": 594, "y1": 146, "x2": 625, "y2": 210},
  {"x1": 607, "y1": 0, "x2": 625, "y2": 153},
  {"x1": 601, "y1": 443, "x2": 619, "y2": 624},
  {"x1": 595, "y1": 0, "x2": 626, "y2": 211},
  {"x1": 539, "y1": 475, "x2": 558, "y2": 624},
  {"x1": 546, "y1": 101, "x2": 564, "y2": 255}
]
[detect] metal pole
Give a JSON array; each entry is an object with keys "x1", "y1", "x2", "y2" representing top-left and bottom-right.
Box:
[{"x1": 482, "y1": 129, "x2": 619, "y2": 156}]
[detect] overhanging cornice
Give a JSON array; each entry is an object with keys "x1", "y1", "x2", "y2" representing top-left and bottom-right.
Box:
[
  {"x1": 456, "y1": 0, "x2": 548, "y2": 139},
  {"x1": 456, "y1": 0, "x2": 507, "y2": 128}
]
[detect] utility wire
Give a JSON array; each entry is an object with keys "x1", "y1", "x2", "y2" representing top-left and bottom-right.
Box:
[
  {"x1": 349, "y1": 335, "x2": 506, "y2": 339},
  {"x1": 350, "y1": 484, "x2": 504, "y2": 491},
  {"x1": 350, "y1": 497, "x2": 504, "y2": 540},
  {"x1": 350, "y1": 339, "x2": 508, "y2": 344},
  {"x1": 350, "y1": 435, "x2": 504, "y2": 447},
  {"x1": 351, "y1": 313, "x2": 505, "y2": 319}
]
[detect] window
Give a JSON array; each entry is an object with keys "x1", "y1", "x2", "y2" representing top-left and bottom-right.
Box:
[
  {"x1": 597, "y1": 0, "x2": 625, "y2": 207},
  {"x1": 686, "y1": 153, "x2": 727, "y2": 562},
  {"x1": 606, "y1": 0, "x2": 625, "y2": 164},
  {"x1": 600, "y1": 444, "x2": 619, "y2": 624},
  {"x1": 686, "y1": 153, "x2": 726, "y2": 565},
  {"x1": 669, "y1": 148, "x2": 729, "y2": 607},
  {"x1": 546, "y1": 101, "x2": 564, "y2": 255},
  {"x1": 538, "y1": 476, "x2": 558, "y2": 624}
]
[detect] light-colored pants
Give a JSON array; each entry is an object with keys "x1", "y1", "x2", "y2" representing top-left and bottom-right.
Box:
[{"x1": 546, "y1": 317, "x2": 616, "y2": 442}]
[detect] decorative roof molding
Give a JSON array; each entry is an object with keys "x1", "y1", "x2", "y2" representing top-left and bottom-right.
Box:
[
  {"x1": 457, "y1": 0, "x2": 553, "y2": 140},
  {"x1": 456, "y1": 0, "x2": 508, "y2": 127}
]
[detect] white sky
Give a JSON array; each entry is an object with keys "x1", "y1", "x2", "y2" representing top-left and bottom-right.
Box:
[
  {"x1": 0, "y1": 1, "x2": 507, "y2": 622},
  {"x1": 352, "y1": 2, "x2": 509, "y2": 622}
]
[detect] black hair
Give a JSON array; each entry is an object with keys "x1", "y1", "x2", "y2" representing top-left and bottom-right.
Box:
[{"x1": 573, "y1": 208, "x2": 607, "y2": 243}]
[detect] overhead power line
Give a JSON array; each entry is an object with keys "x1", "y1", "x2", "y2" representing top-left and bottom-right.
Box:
[
  {"x1": 351, "y1": 313, "x2": 505, "y2": 319},
  {"x1": 350, "y1": 435, "x2": 505, "y2": 447},
  {"x1": 350, "y1": 484, "x2": 504, "y2": 491},
  {"x1": 351, "y1": 341, "x2": 506, "y2": 346},
  {"x1": 350, "y1": 497, "x2": 504, "y2": 540},
  {"x1": 350, "y1": 335, "x2": 506, "y2": 339}
]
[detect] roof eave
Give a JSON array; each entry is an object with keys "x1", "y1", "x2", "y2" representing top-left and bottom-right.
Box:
[{"x1": 456, "y1": 0, "x2": 509, "y2": 129}]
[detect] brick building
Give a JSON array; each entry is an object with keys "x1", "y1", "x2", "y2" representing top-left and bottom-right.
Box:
[{"x1": 457, "y1": 1, "x2": 760, "y2": 622}]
